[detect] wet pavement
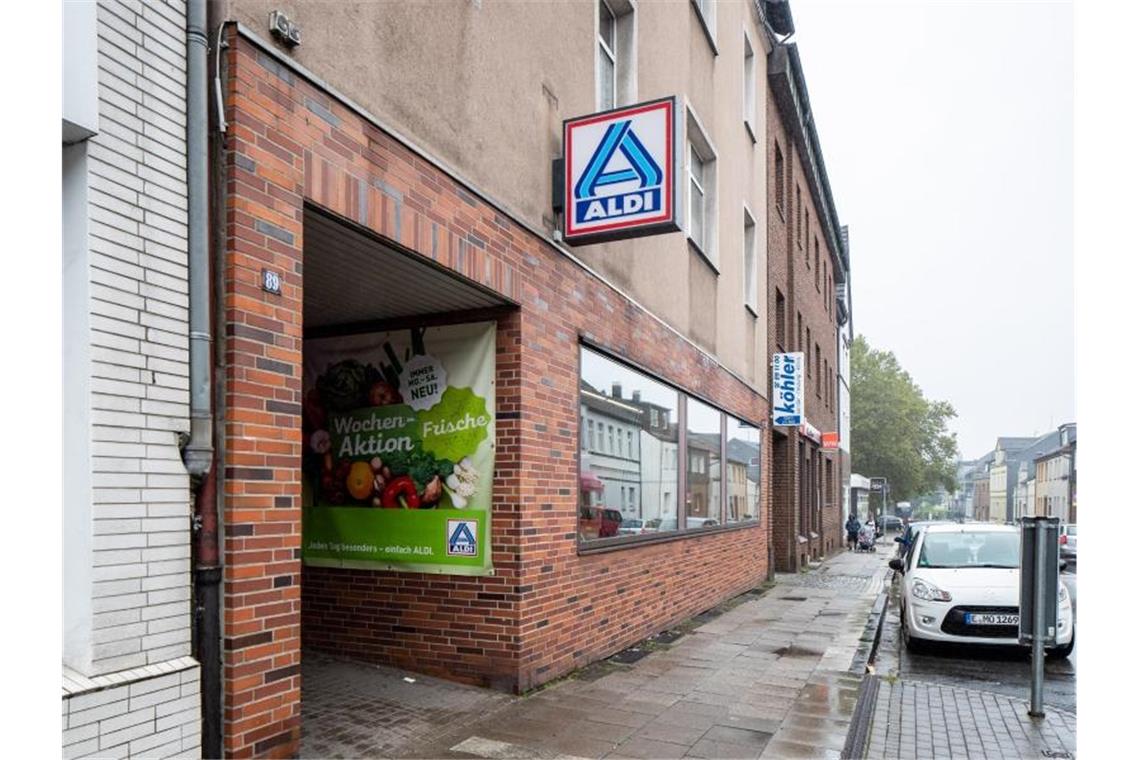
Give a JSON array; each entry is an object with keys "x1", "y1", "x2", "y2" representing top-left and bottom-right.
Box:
[
  {"x1": 875, "y1": 560, "x2": 1077, "y2": 713},
  {"x1": 299, "y1": 544, "x2": 892, "y2": 759}
]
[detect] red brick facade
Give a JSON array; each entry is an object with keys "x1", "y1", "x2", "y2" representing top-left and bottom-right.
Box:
[
  {"x1": 218, "y1": 30, "x2": 771, "y2": 758},
  {"x1": 764, "y1": 89, "x2": 844, "y2": 572}
]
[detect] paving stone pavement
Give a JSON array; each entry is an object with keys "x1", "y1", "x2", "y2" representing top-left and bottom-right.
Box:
[
  {"x1": 862, "y1": 677, "x2": 1077, "y2": 760},
  {"x1": 299, "y1": 543, "x2": 892, "y2": 759}
]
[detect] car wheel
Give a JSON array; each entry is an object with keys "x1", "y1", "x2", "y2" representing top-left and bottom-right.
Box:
[
  {"x1": 1047, "y1": 633, "x2": 1075, "y2": 660},
  {"x1": 901, "y1": 606, "x2": 922, "y2": 653}
]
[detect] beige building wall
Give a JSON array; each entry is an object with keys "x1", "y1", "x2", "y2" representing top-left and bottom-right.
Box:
[{"x1": 211, "y1": 0, "x2": 770, "y2": 392}]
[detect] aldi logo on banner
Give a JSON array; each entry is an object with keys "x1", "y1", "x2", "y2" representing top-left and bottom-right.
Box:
[
  {"x1": 772, "y1": 352, "x2": 804, "y2": 427},
  {"x1": 563, "y1": 97, "x2": 681, "y2": 244}
]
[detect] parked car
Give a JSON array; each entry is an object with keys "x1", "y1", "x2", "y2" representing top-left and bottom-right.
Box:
[
  {"x1": 617, "y1": 518, "x2": 647, "y2": 536},
  {"x1": 1059, "y1": 524, "x2": 1077, "y2": 567},
  {"x1": 894, "y1": 520, "x2": 945, "y2": 558},
  {"x1": 579, "y1": 506, "x2": 623, "y2": 539},
  {"x1": 888, "y1": 523, "x2": 1074, "y2": 658},
  {"x1": 881, "y1": 515, "x2": 903, "y2": 532}
]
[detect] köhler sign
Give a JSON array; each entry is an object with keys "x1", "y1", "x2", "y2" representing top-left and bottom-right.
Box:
[
  {"x1": 771, "y1": 352, "x2": 804, "y2": 426},
  {"x1": 562, "y1": 97, "x2": 681, "y2": 245}
]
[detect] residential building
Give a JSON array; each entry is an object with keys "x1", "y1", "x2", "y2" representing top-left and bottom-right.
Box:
[
  {"x1": 1035, "y1": 422, "x2": 1077, "y2": 523},
  {"x1": 987, "y1": 433, "x2": 1063, "y2": 523},
  {"x1": 1014, "y1": 459, "x2": 1036, "y2": 521},
  {"x1": 62, "y1": 1, "x2": 201, "y2": 757},
  {"x1": 766, "y1": 27, "x2": 849, "y2": 569},
  {"x1": 173, "y1": 1, "x2": 843, "y2": 755}
]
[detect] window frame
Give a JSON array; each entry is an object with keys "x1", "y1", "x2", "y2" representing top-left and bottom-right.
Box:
[
  {"x1": 773, "y1": 140, "x2": 785, "y2": 220},
  {"x1": 743, "y1": 204, "x2": 758, "y2": 315},
  {"x1": 691, "y1": 0, "x2": 718, "y2": 54},
  {"x1": 596, "y1": 0, "x2": 617, "y2": 111},
  {"x1": 686, "y1": 105, "x2": 719, "y2": 269},
  {"x1": 577, "y1": 340, "x2": 762, "y2": 554},
  {"x1": 743, "y1": 30, "x2": 757, "y2": 141}
]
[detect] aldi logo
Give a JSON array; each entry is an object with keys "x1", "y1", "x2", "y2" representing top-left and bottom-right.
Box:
[
  {"x1": 563, "y1": 98, "x2": 680, "y2": 245},
  {"x1": 446, "y1": 519, "x2": 478, "y2": 557}
]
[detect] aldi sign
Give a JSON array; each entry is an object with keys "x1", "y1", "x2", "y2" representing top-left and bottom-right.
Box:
[
  {"x1": 563, "y1": 97, "x2": 681, "y2": 245},
  {"x1": 772, "y1": 352, "x2": 804, "y2": 427}
]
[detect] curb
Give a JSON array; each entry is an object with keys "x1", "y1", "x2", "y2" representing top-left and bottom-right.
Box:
[
  {"x1": 848, "y1": 583, "x2": 890, "y2": 676},
  {"x1": 840, "y1": 674, "x2": 880, "y2": 760}
]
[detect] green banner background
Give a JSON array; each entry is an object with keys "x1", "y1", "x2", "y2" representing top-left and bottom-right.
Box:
[{"x1": 301, "y1": 321, "x2": 496, "y2": 575}]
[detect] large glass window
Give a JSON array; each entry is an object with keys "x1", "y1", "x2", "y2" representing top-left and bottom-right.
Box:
[
  {"x1": 686, "y1": 398, "x2": 722, "y2": 527},
  {"x1": 579, "y1": 346, "x2": 679, "y2": 542},
  {"x1": 726, "y1": 417, "x2": 761, "y2": 524}
]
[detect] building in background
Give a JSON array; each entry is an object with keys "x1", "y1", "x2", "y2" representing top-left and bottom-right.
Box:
[
  {"x1": 62, "y1": 1, "x2": 201, "y2": 757},
  {"x1": 951, "y1": 459, "x2": 979, "y2": 519},
  {"x1": 1035, "y1": 422, "x2": 1077, "y2": 523},
  {"x1": 765, "y1": 12, "x2": 849, "y2": 571}
]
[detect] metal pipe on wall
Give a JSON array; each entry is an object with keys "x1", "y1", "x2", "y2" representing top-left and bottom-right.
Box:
[{"x1": 184, "y1": 0, "x2": 222, "y2": 756}]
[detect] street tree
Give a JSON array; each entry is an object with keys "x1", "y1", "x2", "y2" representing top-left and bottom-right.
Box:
[{"x1": 851, "y1": 335, "x2": 958, "y2": 502}]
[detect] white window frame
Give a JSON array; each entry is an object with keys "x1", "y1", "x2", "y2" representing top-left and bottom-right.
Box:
[
  {"x1": 597, "y1": 0, "x2": 617, "y2": 111},
  {"x1": 596, "y1": 0, "x2": 639, "y2": 110},
  {"x1": 743, "y1": 31, "x2": 757, "y2": 141},
  {"x1": 686, "y1": 105, "x2": 719, "y2": 268},
  {"x1": 691, "y1": 0, "x2": 718, "y2": 53},
  {"x1": 743, "y1": 205, "x2": 758, "y2": 315}
]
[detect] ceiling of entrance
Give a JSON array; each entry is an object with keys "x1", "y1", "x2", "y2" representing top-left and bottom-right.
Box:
[{"x1": 303, "y1": 208, "x2": 509, "y2": 329}]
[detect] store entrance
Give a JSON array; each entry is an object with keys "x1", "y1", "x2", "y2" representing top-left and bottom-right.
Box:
[{"x1": 298, "y1": 205, "x2": 514, "y2": 755}]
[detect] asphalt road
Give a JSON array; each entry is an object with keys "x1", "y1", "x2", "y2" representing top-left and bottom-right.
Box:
[{"x1": 874, "y1": 553, "x2": 1077, "y2": 714}]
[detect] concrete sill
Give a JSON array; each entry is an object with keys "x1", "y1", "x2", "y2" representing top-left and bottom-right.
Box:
[{"x1": 578, "y1": 520, "x2": 760, "y2": 556}]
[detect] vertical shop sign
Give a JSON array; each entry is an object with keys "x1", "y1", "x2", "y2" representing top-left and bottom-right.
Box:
[
  {"x1": 301, "y1": 321, "x2": 496, "y2": 575},
  {"x1": 772, "y1": 352, "x2": 804, "y2": 426}
]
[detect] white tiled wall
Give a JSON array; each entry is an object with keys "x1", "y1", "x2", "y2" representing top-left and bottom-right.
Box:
[
  {"x1": 63, "y1": 0, "x2": 199, "y2": 756},
  {"x1": 85, "y1": 0, "x2": 192, "y2": 676}
]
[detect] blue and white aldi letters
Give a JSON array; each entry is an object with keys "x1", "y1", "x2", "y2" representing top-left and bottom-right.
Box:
[
  {"x1": 563, "y1": 97, "x2": 681, "y2": 245},
  {"x1": 772, "y1": 353, "x2": 804, "y2": 427}
]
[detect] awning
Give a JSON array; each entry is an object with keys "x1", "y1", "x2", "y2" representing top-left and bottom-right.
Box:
[{"x1": 580, "y1": 471, "x2": 605, "y2": 493}]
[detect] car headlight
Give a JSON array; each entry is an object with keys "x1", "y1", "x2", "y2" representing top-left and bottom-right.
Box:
[{"x1": 911, "y1": 578, "x2": 952, "y2": 602}]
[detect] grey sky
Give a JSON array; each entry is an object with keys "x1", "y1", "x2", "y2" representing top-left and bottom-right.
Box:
[{"x1": 791, "y1": 0, "x2": 1074, "y2": 459}]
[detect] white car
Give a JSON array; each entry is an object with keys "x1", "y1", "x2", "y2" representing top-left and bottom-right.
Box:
[{"x1": 889, "y1": 523, "x2": 1074, "y2": 658}]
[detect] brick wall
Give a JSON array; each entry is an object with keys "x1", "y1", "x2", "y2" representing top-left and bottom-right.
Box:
[
  {"x1": 220, "y1": 29, "x2": 770, "y2": 757},
  {"x1": 764, "y1": 87, "x2": 843, "y2": 571}
]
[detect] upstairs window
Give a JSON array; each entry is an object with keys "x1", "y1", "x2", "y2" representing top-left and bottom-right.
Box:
[
  {"x1": 775, "y1": 289, "x2": 787, "y2": 349},
  {"x1": 597, "y1": 1, "x2": 616, "y2": 110},
  {"x1": 743, "y1": 207, "x2": 757, "y2": 313},
  {"x1": 774, "y1": 141, "x2": 785, "y2": 217},
  {"x1": 815, "y1": 238, "x2": 820, "y2": 290},
  {"x1": 743, "y1": 32, "x2": 756, "y2": 139},
  {"x1": 692, "y1": 0, "x2": 717, "y2": 51},
  {"x1": 687, "y1": 108, "x2": 718, "y2": 266}
]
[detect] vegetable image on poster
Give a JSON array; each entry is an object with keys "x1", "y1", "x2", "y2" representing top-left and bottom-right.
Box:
[{"x1": 301, "y1": 321, "x2": 496, "y2": 575}]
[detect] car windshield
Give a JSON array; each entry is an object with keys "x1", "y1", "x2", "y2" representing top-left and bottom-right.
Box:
[
  {"x1": 917, "y1": 531, "x2": 1019, "y2": 569},
  {"x1": 1066, "y1": 526, "x2": 1077, "y2": 536}
]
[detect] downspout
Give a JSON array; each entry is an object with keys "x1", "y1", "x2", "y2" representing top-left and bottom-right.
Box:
[{"x1": 183, "y1": 1, "x2": 222, "y2": 757}]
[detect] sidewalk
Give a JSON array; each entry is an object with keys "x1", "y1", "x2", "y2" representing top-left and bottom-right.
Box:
[
  {"x1": 858, "y1": 677, "x2": 1076, "y2": 760},
  {"x1": 300, "y1": 542, "x2": 892, "y2": 759}
]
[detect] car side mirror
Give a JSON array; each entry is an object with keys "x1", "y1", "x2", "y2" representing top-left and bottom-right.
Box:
[
  {"x1": 894, "y1": 536, "x2": 904, "y2": 543},
  {"x1": 888, "y1": 558, "x2": 904, "y2": 572},
  {"x1": 1059, "y1": 560, "x2": 1068, "y2": 571}
]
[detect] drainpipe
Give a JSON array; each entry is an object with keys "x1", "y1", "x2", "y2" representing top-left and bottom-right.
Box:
[{"x1": 183, "y1": 1, "x2": 222, "y2": 757}]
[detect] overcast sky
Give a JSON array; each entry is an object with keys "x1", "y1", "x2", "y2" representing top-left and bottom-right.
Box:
[{"x1": 790, "y1": 0, "x2": 1074, "y2": 459}]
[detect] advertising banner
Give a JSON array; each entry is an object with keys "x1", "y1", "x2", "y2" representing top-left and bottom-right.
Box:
[
  {"x1": 771, "y1": 352, "x2": 804, "y2": 426},
  {"x1": 302, "y1": 321, "x2": 496, "y2": 575},
  {"x1": 563, "y1": 97, "x2": 681, "y2": 245}
]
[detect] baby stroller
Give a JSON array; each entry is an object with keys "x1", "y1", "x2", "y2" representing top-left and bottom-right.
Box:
[{"x1": 856, "y1": 523, "x2": 877, "y2": 552}]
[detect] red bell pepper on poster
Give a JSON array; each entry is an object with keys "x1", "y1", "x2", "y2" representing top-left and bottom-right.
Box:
[{"x1": 381, "y1": 475, "x2": 421, "y2": 509}]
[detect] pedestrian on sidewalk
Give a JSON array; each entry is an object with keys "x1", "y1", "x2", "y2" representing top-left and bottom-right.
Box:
[{"x1": 846, "y1": 512, "x2": 861, "y2": 551}]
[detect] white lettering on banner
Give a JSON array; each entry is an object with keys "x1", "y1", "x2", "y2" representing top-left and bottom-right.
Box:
[
  {"x1": 422, "y1": 413, "x2": 490, "y2": 439},
  {"x1": 337, "y1": 434, "x2": 414, "y2": 458},
  {"x1": 332, "y1": 413, "x2": 415, "y2": 434}
]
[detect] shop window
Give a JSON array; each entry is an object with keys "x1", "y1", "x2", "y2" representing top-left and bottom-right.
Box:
[
  {"x1": 686, "y1": 397, "x2": 723, "y2": 527},
  {"x1": 726, "y1": 417, "x2": 761, "y2": 525},
  {"x1": 579, "y1": 346, "x2": 679, "y2": 543}
]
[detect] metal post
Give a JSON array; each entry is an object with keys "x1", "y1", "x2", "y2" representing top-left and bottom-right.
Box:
[{"x1": 1029, "y1": 519, "x2": 1047, "y2": 717}]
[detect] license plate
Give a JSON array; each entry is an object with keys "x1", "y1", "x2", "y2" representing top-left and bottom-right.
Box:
[{"x1": 964, "y1": 613, "x2": 1018, "y2": 625}]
